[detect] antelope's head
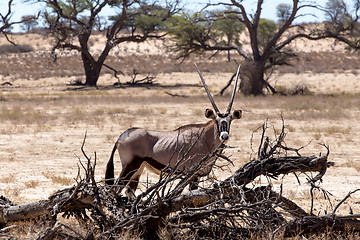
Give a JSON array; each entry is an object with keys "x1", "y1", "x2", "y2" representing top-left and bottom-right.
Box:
[{"x1": 195, "y1": 63, "x2": 242, "y2": 141}]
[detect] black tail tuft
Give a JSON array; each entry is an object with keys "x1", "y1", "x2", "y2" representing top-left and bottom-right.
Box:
[{"x1": 105, "y1": 144, "x2": 117, "y2": 185}]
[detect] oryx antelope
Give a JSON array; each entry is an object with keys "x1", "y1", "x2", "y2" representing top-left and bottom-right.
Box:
[{"x1": 105, "y1": 63, "x2": 242, "y2": 198}]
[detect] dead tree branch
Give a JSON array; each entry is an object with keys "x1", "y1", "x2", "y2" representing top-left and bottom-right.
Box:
[{"x1": 127, "y1": 69, "x2": 156, "y2": 85}]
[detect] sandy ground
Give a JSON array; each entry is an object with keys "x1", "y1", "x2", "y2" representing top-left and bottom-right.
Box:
[{"x1": 0, "y1": 70, "x2": 360, "y2": 217}]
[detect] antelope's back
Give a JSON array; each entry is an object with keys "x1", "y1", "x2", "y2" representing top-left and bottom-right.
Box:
[{"x1": 148, "y1": 126, "x2": 215, "y2": 171}]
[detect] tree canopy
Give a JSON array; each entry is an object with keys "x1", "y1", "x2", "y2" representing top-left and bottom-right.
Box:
[{"x1": 21, "y1": 15, "x2": 38, "y2": 33}]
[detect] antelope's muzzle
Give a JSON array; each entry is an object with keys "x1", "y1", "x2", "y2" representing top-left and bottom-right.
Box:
[{"x1": 219, "y1": 120, "x2": 229, "y2": 141}]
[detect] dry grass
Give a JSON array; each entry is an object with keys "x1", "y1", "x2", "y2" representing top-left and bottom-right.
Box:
[
  {"x1": 0, "y1": 173, "x2": 16, "y2": 184},
  {"x1": 4, "y1": 187, "x2": 21, "y2": 198},
  {"x1": 343, "y1": 160, "x2": 360, "y2": 172},
  {"x1": 1, "y1": 218, "x2": 87, "y2": 240},
  {"x1": 301, "y1": 126, "x2": 351, "y2": 135},
  {"x1": 0, "y1": 106, "x2": 52, "y2": 125},
  {"x1": 24, "y1": 180, "x2": 40, "y2": 189},
  {"x1": 1, "y1": 185, "x2": 23, "y2": 203},
  {"x1": 3, "y1": 91, "x2": 359, "y2": 134},
  {"x1": 42, "y1": 172, "x2": 73, "y2": 186}
]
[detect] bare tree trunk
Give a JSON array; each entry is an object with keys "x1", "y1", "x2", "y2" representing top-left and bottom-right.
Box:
[
  {"x1": 84, "y1": 67, "x2": 101, "y2": 86},
  {"x1": 82, "y1": 54, "x2": 102, "y2": 87},
  {"x1": 0, "y1": 188, "x2": 93, "y2": 226},
  {"x1": 239, "y1": 60, "x2": 266, "y2": 95},
  {"x1": 78, "y1": 31, "x2": 103, "y2": 87},
  {"x1": 219, "y1": 72, "x2": 236, "y2": 96}
]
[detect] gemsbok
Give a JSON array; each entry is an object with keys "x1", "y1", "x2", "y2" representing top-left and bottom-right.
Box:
[{"x1": 105, "y1": 63, "x2": 242, "y2": 198}]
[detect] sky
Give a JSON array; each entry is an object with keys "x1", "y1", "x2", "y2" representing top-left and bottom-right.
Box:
[{"x1": 0, "y1": 0, "x2": 356, "y2": 32}]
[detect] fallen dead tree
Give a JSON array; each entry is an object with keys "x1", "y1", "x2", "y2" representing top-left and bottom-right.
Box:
[{"x1": 1, "y1": 120, "x2": 359, "y2": 239}]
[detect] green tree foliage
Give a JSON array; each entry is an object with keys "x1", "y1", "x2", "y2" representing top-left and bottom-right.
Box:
[
  {"x1": 108, "y1": 4, "x2": 170, "y2": 35},
  {"x1": 212, "y1": 9, "x2": 245, "y2": 60},
  {"x1": 257, "y1": 18, "x2": 277, "y2": 48},
  {"x1": 20, "y1": 15, "x2": 38, "y2": 33},
  {"x1": 325, "y1": 0, "x2": 349, "y2": 23},
  {"x1": 322, "y1": 0, "x2": 360, "y2": 50},
  {"x1": 167, "y1": 11, "x2": 210, "y2": 56},
  {"x1": 276, "y1": 3, "x2": 292, "y2": 22},
  {"x1": 324, "y1": 0, "x2": 360, "y2": 38},
  {"x1": 135, "y1": 6, "x2": 170, "y2": 34},
  {"x1": 212, "y1": 9, "x2": 245, "y2": 47},
  {"x1": 167, "y1": 10, "x2": 245, "y2": 59}
]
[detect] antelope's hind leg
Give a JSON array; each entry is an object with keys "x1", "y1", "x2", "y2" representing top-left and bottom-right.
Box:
[
  {"x1": 116, "y1": 156, "x2": 144, "y2": 199},
  {"x1": 125, "y1": 161, "x2": 148, "y2": 199}
]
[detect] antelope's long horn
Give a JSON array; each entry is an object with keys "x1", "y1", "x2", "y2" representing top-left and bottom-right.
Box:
[
  {"x1": 226, "y1": 64, "x2": 241, "y2": 114},
  {"x1": 194, "y1": 62, "x2": 220, "y2": 114}
]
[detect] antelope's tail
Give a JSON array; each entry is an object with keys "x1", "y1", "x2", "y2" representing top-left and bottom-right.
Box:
[{"x1": 105, "y1": 143, "x2": 117, "y2": 185}]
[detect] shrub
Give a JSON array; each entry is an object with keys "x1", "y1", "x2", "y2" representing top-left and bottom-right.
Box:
[{"x1": 0, "y1": 44, "x2": 34, "y2": 54}]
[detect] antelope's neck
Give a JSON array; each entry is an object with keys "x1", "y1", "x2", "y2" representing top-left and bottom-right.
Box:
[{"x1": 204, "y1": 120, "x2": 221, "y2": 150}]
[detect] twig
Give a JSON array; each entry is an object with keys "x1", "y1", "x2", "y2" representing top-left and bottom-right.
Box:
[
  {"x1": 164, "y1": 91, "x2": 189, "y2": 98},
  {"x1": 332, "y1": 189, "x2": 360, "y2": 215},
  {"x1": 127, "y1": 69, "x2": 156, "y2": 85},
  {"x1": 103, "y1": 63, "x2": 124, "y2": 82}
]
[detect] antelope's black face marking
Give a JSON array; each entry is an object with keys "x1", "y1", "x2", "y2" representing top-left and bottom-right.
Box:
[{"x1": 205, "y1": 109, "x2": 242, "y2": 141}]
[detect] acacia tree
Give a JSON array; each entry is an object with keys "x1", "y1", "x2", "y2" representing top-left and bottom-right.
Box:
[
  {"x1": 277, "y1": 3, "x2": 292, "y2": 23},
  {"x1": 28, "y1": 0, "x2": 180, "y2": 86},
  {"x1": 169, "y1": 0, "x2": 360, "y2": 96},
  {"x1": 20, "y1": 15, "x2": 38, "y2": 33},
  {"x1": 0, "y1": 0, "x2": 38, "y2": 42},
  {"x1": 211, "y1": 8, "x2": 245, "y2": 61}
]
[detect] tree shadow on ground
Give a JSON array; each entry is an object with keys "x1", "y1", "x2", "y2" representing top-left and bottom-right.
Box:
[{"x1": 64, "y1": 82, "x2": 201, "y2": 92}]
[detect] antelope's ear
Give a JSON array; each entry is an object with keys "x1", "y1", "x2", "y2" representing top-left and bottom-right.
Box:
[
  {"x1": 232, "y1": 110, "x2": 242, "y2": 119},
  {"x1": 205, "y1": 108, "x2": 215, "y2": 119}
]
